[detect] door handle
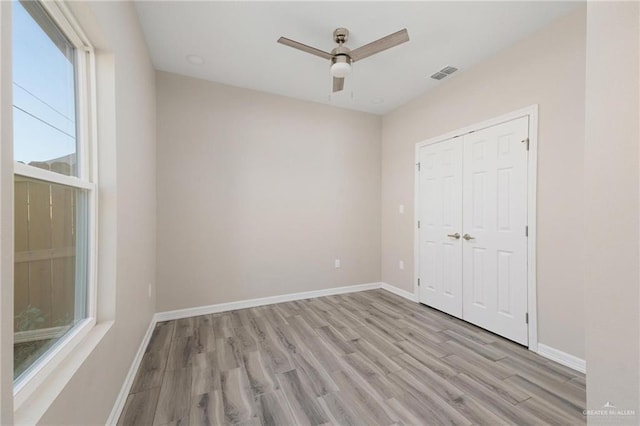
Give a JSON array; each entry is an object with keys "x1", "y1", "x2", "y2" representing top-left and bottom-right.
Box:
[
  {"x1": 463, "y1": 233, "x2": 475, "y2": 241},
  {"x1": 447, "y1": 233, "x2": 461, "y2": 240}
]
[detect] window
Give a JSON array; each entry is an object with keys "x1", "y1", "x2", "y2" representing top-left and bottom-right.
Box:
[{"x1": 12, "y1": 0, "x2": 96, "y2": 389}]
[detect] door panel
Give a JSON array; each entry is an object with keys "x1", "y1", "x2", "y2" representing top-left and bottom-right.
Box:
[
  {"x1": 418, "y1": 138, "x2": 463, "y2": 318},
  {"x1": 462, "y1": 116, "x2": 529, "y2": 345}
]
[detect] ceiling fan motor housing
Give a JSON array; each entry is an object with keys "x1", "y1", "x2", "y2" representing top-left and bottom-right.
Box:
[
  {"x1": 331, "y1": 44, "x2": 352, "y2": 64},
  {"x1": 331, "y1": 54, "x2": 352, "y2": 66}
]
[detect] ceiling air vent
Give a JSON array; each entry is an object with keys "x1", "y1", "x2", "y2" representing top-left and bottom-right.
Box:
[{"x1": 430, "y1": 66, "x2": 458, "y2": 80}]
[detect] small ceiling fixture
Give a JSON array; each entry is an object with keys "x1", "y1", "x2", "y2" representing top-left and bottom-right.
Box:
[
  {"x1": 330, "y1": 54, "x2": 351, "y2": 78},
  {"x1": 278, "y1": 27, "x2": 409, "y2": 93},
  {"x1": 186, "y1": 54, "x2": 204, "y2": 65},
  {"x1": 430, "y1": 65, "x2": 458, "y2": 80}
]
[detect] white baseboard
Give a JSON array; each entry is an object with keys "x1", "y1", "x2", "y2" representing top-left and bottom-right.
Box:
[
  {"x1": 537, "y1": 343, "x2": 586, "y2": 374},
  {"x1": 105, "y1": 318, "x2": 157, "y2": 425},
  {"x1": 154, "y1": 282, "x2": 383, "y2": 322},
  {"x1": 381, "y1": 282, "x2": 418, "y2": 302}
]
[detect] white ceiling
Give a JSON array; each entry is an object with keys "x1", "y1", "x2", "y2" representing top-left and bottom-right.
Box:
[{"x1": 134, "y1": 1, "x2": 579, "y2": 115}]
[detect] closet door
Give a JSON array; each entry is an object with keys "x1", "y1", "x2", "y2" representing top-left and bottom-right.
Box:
[
  {"x1": 462, "y1": 116, "x2": 529, "y2": 345},
  {"x1": 418, "y1": 138, "x2": 463, "y2": 318}
]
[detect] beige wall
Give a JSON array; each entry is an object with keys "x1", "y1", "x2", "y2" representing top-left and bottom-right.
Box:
[
  {"x1": 33, "y1": 2, "x2": 158, "y2": 424},
  {"x1": 381, "y1": 8, "x2": 586, "y2": 358},
  {"x1": 584, "y1": 2, "x2": 639, "y2": 421},
  {"x1": 156, "y1": 72, "x2": 381, "y2": 312}
]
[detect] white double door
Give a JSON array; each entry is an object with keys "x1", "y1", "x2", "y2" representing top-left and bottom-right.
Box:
[{"x1": 417, "y1": 116, "x2": 529, "y2": 345}]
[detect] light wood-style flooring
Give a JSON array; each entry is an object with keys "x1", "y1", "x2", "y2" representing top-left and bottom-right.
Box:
[{"x1": 118, "y1": 289, "x2": 586, "y2": 425}]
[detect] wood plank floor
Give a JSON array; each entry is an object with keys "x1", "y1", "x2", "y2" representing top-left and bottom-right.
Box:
[{"x1": 118, "y1": 289, "x2": 586, "y2": 425}]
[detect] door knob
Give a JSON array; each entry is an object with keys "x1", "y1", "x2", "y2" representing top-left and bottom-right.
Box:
[
  {"x1": 447, "y1": 233, "x2": 461, "y2": 239},
  {"x1": 463, "y1": 233, "x2": 475, "y2": 241}
]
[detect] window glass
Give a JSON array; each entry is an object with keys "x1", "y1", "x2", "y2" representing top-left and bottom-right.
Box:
[
  {"x1": 12, "y1": 0, "x2": 77, "y2": 176},
  {"x1": 12, "y1": 0, "x2": 90, "y2": 383},
  {"x1": 13, "y1": 177, "x2": 88, "y2": 380}
]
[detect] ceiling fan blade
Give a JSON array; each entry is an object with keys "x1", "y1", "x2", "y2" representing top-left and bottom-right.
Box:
[
  {"x1": 277, "y1": 37, "x2": 333, "y2": 60},
  {"x1": 349, "y1": 28, "x2": 409, "y2": 62},
  {"x1": 333, "y1": 77, "x2": 344, "y2": 92}
]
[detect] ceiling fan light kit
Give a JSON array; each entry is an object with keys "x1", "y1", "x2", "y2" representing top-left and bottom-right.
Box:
[
  {"x1": 278, "y1": 27, "x2": 409, "y2": 93},
  {"x1": 330, "y1": 55, "x2": 352, "y2": 78}
]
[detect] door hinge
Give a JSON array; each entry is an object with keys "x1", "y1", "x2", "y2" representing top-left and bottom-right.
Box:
[
  {"x1": 526, "y1": 313, "x2": 529, "y2": 324},
  {"x1": 418, "y1": 278, "x2": 421, "y2": 287},
  {"x1": 416, "y1": 162, "x2": 421, "y2": 172},
  {"x1": 522, "y1": 138, "x2": 530, "y2": 151},
  {"x1": 417, "y1": 220, "x2": 421, "y2": 229},
  {"x1": 525, "y1": 225, "x2": 528, "y2": 237}
]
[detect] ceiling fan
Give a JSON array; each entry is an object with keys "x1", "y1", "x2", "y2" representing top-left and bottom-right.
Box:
[{"x1": 277, "y1": 27, "x2": 409, "y2": 93}]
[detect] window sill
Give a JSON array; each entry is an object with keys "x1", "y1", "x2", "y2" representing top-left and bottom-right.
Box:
[{"x1": 13, "y1": 320, "x2": 113, "y2": 425}]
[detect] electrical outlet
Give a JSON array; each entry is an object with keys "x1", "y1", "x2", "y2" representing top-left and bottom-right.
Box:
[
  {"x1": 399, "y1": 260, "x2": 404, "y2": 270},
  {"x1": 399, "y1": 204, "x2": 405, "y2": 214},
  {"x1": 334, "y1": 259, "x2": 341, "y2": 268}
]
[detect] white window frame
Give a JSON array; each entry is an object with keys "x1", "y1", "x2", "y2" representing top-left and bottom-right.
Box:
[{"x1": 11, "y1": 0, "x2": 98, "y2": 409}]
